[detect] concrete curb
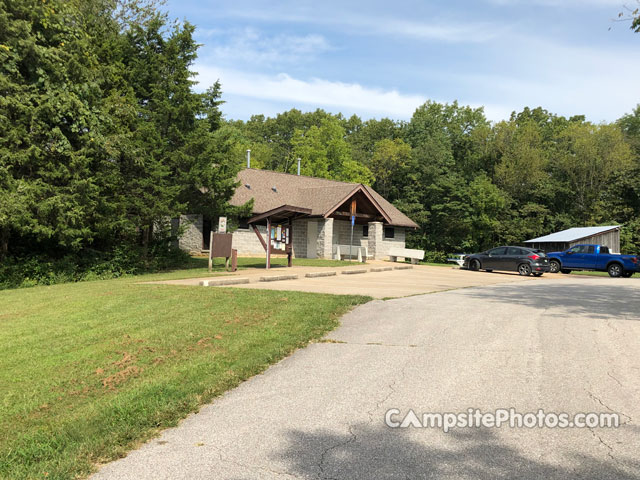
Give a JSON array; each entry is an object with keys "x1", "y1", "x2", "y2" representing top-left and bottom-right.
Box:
[
  {"x1": 259, "y1": 274, "x2": 299, "y2": 282},
  {"x1": 393, "y1": 265, "x2": 413, "y2": 270},
  {"x1": 305, "y1": 271, "x2": 338, "y2": 278},
  {"x1": 341, "y1": 269, "x2": 368, "y2": 275},
  {"x1": 370, "y1": 267, "x2": 393, "y2": 272},
  {"x1": 199, "y1": 278, "x2": 250, "y2": 287}
]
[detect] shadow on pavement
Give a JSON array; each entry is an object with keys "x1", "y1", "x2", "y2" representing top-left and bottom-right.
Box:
[
  {"x1": 459, "y1": 281, "x2": 640, "y2": 320},
  {"x1": 276, "y1": 425, "x2": 640, "y2": 480}
]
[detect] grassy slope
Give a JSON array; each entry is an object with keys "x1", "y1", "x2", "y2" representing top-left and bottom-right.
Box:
[{"x1": 0, "y1": 272, "x2": 369, "y2": 479}]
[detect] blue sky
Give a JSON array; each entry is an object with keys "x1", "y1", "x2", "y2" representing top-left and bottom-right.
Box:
[{"x1": 165, "y1": 0, "x2": 640, "y2": 123}]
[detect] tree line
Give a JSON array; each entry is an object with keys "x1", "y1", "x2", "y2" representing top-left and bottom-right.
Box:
[
  {"x1": 226, "y1": 104, "x2": 640, "y2": 259},
  {"x1": 0, "y1": 0, "x2": 245, "y2": 272},
  {"x1": 1, "y1": 0, "x2": 639, "y2": 286}
]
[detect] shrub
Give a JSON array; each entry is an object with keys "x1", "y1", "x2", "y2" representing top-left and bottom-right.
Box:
[
  {"x1": 0, "y1": 243, "x2": 193, "y2": 290},
  {"x1": 423, "y1": 250, "x2": 449, "y2": 264}
]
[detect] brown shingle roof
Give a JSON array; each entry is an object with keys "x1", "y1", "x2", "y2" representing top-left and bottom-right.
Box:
[{"x1": 230, "y1": 169, "x2": 418, "y2": 228}]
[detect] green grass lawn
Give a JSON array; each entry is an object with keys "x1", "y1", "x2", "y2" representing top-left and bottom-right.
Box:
[
  {"x1": 557, "y1": 270, "x2": 638, "y2": 278},
  {"x1": 0, "y1": 272, "x2": 369, "y2": 479},
  {"x1": 566, "y1": 270, "x2": 610, "y2": 277}
]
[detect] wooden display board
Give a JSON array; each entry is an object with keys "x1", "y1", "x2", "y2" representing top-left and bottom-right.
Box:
[
  {"x1": 208, "y1": 232, "x2": 237, "y2": 272},
  {"x1": 211, "y1": 233, "x2": 232, "y2": 258}
]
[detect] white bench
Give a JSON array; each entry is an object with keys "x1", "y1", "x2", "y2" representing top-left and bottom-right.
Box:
[
  {"x1": 447, "y1": 253, "x2": 467, "y2": 267},
  {"x1": 333, "y1": 244, "x2": 367, "y2": 262},
  {"x1": 388, "y1": 247, "x2": 425, "y2": 264}
]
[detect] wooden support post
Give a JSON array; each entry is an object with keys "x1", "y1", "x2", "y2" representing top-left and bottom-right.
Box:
[
  {"x1": 208, "y1": 230, "x2": 214, "y2": 272},
  {"x1": 287, "y1": 217, "x2": 293, "y2": 267},
  {"x1": 231, "y1": 249, "x2": 238, "y2": 272},
  {"x1": 266, "y1": 218, "x2": 271, "y2": 270}
]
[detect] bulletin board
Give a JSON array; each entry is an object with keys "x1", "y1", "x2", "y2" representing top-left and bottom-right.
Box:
[{"x1": 269, "y1": 224, "x2": 290, "y2": 253}]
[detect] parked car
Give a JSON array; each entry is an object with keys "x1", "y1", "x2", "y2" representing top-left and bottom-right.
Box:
[
  {"x1": 547, "y1": 244, "x2": 640, "y2": 278},
  {"x1": 463, "y1": 246, "x2": 550, "y2": 276}
]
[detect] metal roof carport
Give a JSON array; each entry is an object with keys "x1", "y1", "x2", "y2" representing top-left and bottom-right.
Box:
[{"x1": 524, "y1": 225, "x2": 621, "y2": 253}]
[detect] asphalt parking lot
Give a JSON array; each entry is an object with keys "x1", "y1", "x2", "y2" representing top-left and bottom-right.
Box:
[{"x1": 95, "y1": 275, "x2": 640, "y2": 479}]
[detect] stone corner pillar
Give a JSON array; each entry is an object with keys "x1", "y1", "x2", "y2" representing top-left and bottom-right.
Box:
[
  {"x1": 177, "y1": 214, "x2": 204, "y2": 253},
  {"x1": 367, "y1": 221, "x2": 383, "y2": 260},
  {"x1": 317, "y1": 218, "x2": 334, "y2": 258}
]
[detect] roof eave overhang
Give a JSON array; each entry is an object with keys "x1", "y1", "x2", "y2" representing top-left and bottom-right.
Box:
[{"x1": 248, "y1": 204, "x2": 312, "y2": 224}]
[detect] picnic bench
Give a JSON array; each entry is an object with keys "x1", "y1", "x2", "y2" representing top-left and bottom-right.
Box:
[
  {"x1": 388, "y1": 247, "x2": 425, "y2": 264},
  {"x1": 333, "y1": 244, "x2": 368, "y2": 262}
]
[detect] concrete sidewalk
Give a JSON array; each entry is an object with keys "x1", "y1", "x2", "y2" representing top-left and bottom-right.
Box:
[{"x1": 149, "y1": 263, "x2": 555, "y2": 299}]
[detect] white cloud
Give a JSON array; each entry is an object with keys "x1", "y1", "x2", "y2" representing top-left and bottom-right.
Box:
[
  {"x1": 195, "y1": 66, "x2": 428, "y2": 118},
  {"x1": 217, "y1": 8, "x2": 505, "y2": 43},
  {"x1": 195, "y1": 48, "x2": 640, "y2": 123},
  {"x1": 188, "y1": 6, "x2": 640, "y2": 124},
  {"x1": 365, "y1": 18, "x2": 501, "y2": 43},
  {"x1": 199, "y1": 28, "x2": 331, "y2": 66}
]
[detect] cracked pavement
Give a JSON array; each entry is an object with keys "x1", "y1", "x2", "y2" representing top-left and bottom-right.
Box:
[{"x1": 92, "y1": 276, "x2": 640, "y2": 479}]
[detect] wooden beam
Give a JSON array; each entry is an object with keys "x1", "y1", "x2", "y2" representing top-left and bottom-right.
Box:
[
  {"x1": 333, "y1": 211, "x2": 379, "y2": 220},
  {"x1": 252, "y1": 225, "x2": 267, "y2": 251},
  {"x1": 248, "y1": 205, "x2": 312, "y2": 224}
]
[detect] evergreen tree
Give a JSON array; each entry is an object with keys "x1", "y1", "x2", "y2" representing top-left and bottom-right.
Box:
[{"x1": 0, "y1": 0, "x2": 112, "y2": 256}]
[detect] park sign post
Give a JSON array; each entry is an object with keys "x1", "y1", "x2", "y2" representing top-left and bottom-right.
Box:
[
  {"x1": 208, "y1": 216, "x2": 235, "y2": 272},
  {"x1": 218, "y1": 216, "x2": 227, "y2": 233},
  {"x1": 208, "y1": 232, "x2": 236, "y2": 273}
]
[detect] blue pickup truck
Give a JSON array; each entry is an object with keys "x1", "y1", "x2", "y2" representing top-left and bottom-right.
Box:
[{"x1": 547, "y1": 244, "x2": 640, "y2": 278}]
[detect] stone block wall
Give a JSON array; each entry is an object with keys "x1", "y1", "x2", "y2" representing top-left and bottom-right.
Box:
[
  {"x1": 333, "y1": 220, "x2": 368, "y2": 249},
  {"x1": 376, "y1": 226, "x2": 406, "y2": 259},
  {"x1": 229, "y1": 220, "x2": 308, "y2": 258},
  {"x1": 231, "y1": 227, "x2": 267, "y2": 255},
  {"x1": 291, "y1": 219, "x2": 307, "y2": 258},
  {"x1": 175, "y1": 214, "x2": 264, "y2": 255},
  {"x1": 366, "y1": 221, "x2": 406, "y2": 259},
  {"x1": 175, "y1": 213, "x2": 409, "y2": 260},
  {"x1": 177, "y1": 214, "x2": 204, "y2": 253}
]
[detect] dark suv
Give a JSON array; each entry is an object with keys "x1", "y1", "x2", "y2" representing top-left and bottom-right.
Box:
[{"x1": 463, "y1": 246, "x2": 550, "y2": 276}]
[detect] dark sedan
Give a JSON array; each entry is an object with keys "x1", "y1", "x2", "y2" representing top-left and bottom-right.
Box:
[{"x1": 463, "y1": 246, "x2": 550, "y2": 276}]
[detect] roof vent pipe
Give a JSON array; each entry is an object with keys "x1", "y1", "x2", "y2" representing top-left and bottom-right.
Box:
[
  {"x1": 297, "y1": 157, "x2": 301, "y2": 176},
  {"x1": 246, "y1": 149, "x2": 251, "y2": 168}
]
